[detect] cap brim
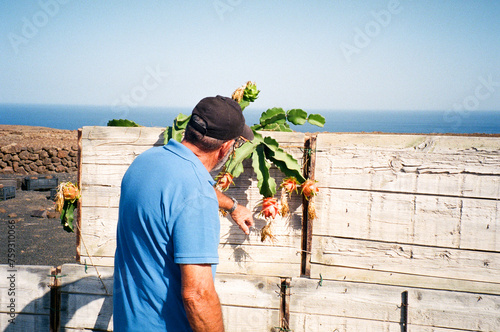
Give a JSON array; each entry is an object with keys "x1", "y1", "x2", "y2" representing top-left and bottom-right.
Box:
[{"x1": 241, "y1": 125, "x2": 254, "y2": 141}]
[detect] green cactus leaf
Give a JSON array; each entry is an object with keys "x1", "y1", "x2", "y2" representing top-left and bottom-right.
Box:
[
  {"x1": 225, "y1": 140, "x2": 257, "y2": 176},
  {"x1": 252, "y1": 144, "x2": 276, "y2": 198},
  {"x1": 287, "y1": 109, "x2": 308, "y2": 125},
  {"x1": 262, "y1": 136, "x2": 306, "y2": 183},
  {"x1": 239, "y1": 100, "x2": 250, "y2": 111},
  {"x1": 307, "y1": 113, "x2": 326, "y2": 127},
  {"x1": 259, "y1": 107, "x2": 286, "y2": 125},
  {"x1": 279, "y1": 123, "x2": 293, "y2": 132},
  {"x1": 164, "y1": 113, "x2": 191, "y2": 143},
  {"x1": 107, "y1": 119, "x2": 141, "y2": 127}
]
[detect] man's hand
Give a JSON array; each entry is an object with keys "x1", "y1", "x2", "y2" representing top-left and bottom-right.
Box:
[
  {"x1": 181, "y1": 264, "x2": 224, "y2": 332},
  {"x1": 215, "y1": 189, "x2": 254, "y2": 235},
  {"x1": 229, "y1": 204, "x2": 254, "y2": 235}
]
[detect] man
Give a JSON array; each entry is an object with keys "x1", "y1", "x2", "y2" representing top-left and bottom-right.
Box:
[{"x1": 113, "y1": 95, "x2": 254, "y2": 331}]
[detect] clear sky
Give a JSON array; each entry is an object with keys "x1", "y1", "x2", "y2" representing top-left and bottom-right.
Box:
[{"x1": 1, "y1": 0, "x2": 499, "y2": 111}]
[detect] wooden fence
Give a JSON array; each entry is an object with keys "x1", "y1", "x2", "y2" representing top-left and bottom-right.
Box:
[{"x1": 3, "y1": 127, "x2": 499, "y2": 331}]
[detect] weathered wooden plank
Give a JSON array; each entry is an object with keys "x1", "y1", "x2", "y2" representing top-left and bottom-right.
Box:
[
  {"x1": 460, "y1": 199, "x2": 500, "y2": 252},
  {"x1": 58, "y1": 266, "x2": 281, "y2": 331},
  {"x1": 81, "y1": 126, "x2": 166, "y2": 142},
  {"x1": 315, "y1": 134, "x2": 500, "y2": 200},
  {"x1": 80, "y1": 186, "x2": 121, "y2": 208},
  {"x1": 0, "y1": 313, "x2": 50, "y2": 332},
  {"x1": 289, "y1": 314, "x2": 402, "y2": 332},
  {"x1": 312, "y1": 236, "x2": 500, "y2": 285},
  {"x1": 60, "y1": 292, "x2": 113, "y2": 331},
  {"x1": 310, "y1": 263, "x2": 500, "y2": 295},
  {"x1": 61, "y1": 264, "x2": 113, "y2": 296},
  {"x1": 290, "y1": 276, "x2": 500, "y2": 331},
  {"x1": 408, "y1": 288, "x2": 500, "y2": 331},
  {"x1": 314, "y1": 188, "x2": 500, "y2": 251},
  {"x1": 289, "y1": 277, "x2": 402, "y2": 322},
  {"x1": 221, "y1": 306, "x2": 280, "y2": 332},
  {"x1": 215, "y1": 273, "x2": 281, "y2": 308},
  {"x1": 0, "y1": 265, "x2": 52, "y2": 316},
  {"x1": 82, "y1": 143, "x2": 159, "y2": 165},
  {"x1": 81, "y1": 164, "x2": 128, "y2": 187}
]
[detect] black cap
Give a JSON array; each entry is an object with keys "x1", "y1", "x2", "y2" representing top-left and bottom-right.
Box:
[{"x1": 189, "y1": 95, "x2": 254, "y2": 141}]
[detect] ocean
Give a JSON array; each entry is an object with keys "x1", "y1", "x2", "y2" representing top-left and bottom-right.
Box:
[{"x1": 1, "y1": 104, "x2": 499, "y2": 134}]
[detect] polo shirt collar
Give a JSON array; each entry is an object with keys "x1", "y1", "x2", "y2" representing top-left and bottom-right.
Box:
[{"x1": 164, "y1": 140, "x2": 215, "y2": 185}]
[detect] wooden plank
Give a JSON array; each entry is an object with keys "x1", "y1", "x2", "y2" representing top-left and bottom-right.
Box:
[
  {"x1": 61, "y1": 264, "x2": 113, "y2": 296},
  {"x1": 81, "y1": 126, "x2": 166, "y2": 142},
  {"x1": 408, "y1": 288, "x2": 500, "y2": 331},
  {"x1": 460, "y1": 199, "x2": 500, "y2": 252},
  {"x1": 289, "y1": 277, "x2": 403, "y2": 323},
  {"x1": 0, "y1": 313, "x2": 50, "y2": 332},
  {"x1": 315, "y1": 134, "x2": 500, "y2": 200},
  {"x1": 0, "y1": 265, "x2": 52, "y2": 315},
  {"x1": 58, "y1": 266, "x2": 281, "y2": 331},
  {"x1": 221, "y1": 306, "x2": 280, "y2": 332},
  {"x1": 215, "y1": 273, "x2": 281, "y2": 308},
  {"x1": 312, "y1": 236, "x2": 500, "y2": 285},
  {"x1": 314, "y1": 188, "x2": 500, "y2": 252},
  {"x1": 289, "y1": 314, "x2": 402, "y2": 332},
  {"x1": 310, "y1": 264, "x2": 500, "y2": 295},
  {"x1": 60, "y1": 293, "x2": 113, "y2": 331}
]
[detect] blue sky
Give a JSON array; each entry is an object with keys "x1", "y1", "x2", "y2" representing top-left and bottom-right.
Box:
[{"x1": 1, "y1": 0, "x2": 499, "y2": 111}]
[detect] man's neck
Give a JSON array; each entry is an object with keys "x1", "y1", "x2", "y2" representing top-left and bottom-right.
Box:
[{"x1": 181, "y1": 141, "x2": 218, "y2": 172}]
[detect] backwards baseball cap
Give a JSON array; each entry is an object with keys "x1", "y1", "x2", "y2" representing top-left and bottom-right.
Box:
[{"x1": 189, "y1": 95, "x2": 254, "y2": 141}]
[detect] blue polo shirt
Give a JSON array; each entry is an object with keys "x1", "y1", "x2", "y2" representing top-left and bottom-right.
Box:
[{"x1": 113, "y1": 140, "x2": 220, "y2": 331}]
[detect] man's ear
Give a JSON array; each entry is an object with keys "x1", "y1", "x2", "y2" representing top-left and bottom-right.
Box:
[{"x1": 219, "y1": 140, "x2": 234, "y2": 158}]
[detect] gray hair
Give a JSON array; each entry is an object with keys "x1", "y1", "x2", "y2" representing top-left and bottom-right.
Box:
[{"x1": 183, "y1": 114, "x2": 228, "y2": 152}]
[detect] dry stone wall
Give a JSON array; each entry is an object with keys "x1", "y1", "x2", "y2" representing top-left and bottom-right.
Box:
[{"x1": 0, "y1": 143, "x2": 78, "y2": 175}]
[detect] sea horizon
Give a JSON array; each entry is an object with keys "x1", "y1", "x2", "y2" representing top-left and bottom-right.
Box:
[{"x1": 1, "y1": 103, "x2": 500, "y2": 135}]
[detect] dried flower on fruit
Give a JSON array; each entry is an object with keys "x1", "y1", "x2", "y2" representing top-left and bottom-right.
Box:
[
  {"x1": 260, "y1": 196, "x2": 280, "y2": 220},
  {"x1": 301, "y1": 179, "x2": 319, "y2": 200},
  {"x1": 215, "y1": 172, "x2": 234, "y2": 191}
]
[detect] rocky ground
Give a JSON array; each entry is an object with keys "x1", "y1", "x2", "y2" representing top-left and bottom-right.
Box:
[{"x1": 0, "y1": 125, "x2": 77, "y2": 267}]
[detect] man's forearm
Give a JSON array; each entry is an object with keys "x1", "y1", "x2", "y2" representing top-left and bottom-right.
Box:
[
  {"x1": 183, "y1": 289, "x2": 224, "y2": 331},
  {"x1": 215, "y1": 189, "x2": 234, "y2": 211}
]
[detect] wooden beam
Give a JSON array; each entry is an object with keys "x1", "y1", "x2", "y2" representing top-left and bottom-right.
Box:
[
  {"x1": 301, "y1": 134, "x2": 317, "y2": 277},
  {"x1": 76, "y1": 129, "x2": 82, "y2": 262}
]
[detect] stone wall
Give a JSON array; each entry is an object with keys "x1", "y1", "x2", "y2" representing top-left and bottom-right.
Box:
[{"x1": 0, "y1": 143, "x2": 78, "y2": 175}]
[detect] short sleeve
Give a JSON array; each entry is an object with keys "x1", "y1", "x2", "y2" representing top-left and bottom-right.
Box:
[{"x1": 172, "y1": 194, "x2": 220, "y2": 265}]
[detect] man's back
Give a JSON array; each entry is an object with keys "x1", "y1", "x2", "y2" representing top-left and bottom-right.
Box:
[{"x1": 113, "y1": 140, "x2": 220, "y2": 331}]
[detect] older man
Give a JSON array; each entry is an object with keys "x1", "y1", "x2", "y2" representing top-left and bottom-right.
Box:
[{"x1": 114, "y1": 95, "x2": 254, "y2": 331}]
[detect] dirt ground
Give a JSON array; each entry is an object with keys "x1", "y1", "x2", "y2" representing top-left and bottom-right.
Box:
[
  {"x1": 1, "y1": 125, "x2": 78, "y2": 267},
  {"x1": 0, "y1": 172, "x2": 78, "y2": 267}
]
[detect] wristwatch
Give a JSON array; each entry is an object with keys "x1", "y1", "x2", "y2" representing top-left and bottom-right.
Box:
[{"x1": 227, "y1": 197, "x2": 238, "y2": 214}]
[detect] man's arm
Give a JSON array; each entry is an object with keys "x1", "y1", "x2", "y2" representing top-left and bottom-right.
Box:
[
  {"x1": 181, "y1": 264, "x2": 224, "y2": 332},
  {"x1": 215, "y1": 189, "x2": 254, "y2": 235}
]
